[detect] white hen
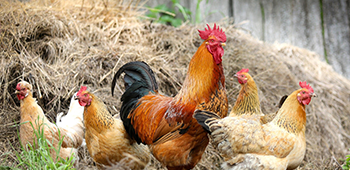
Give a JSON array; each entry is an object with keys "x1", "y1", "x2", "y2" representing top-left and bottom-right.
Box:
[{"x1": 56, "y1": 92, "x2": 85, "y2": 147}]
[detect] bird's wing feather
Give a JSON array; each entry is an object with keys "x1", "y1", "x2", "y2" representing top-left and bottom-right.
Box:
[
  {"x1": 152, "y1": 118, "x2": 190, "y2": 145},
  {"x1": 130, "y1": 94, "x2": 193, "y2": 144}
]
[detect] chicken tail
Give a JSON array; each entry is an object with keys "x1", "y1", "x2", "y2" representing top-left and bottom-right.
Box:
[
  {"x1": 277, "y1": 95, "x2": 288, "y2": 108},
  {"x1": 193, "y1": 109, "x2": 221, "y2": 134},
  {"x1": 111, "y1": 61, "x2": 158, "y2": 143},
  {"x1": 112, "y1": 61, "x2": 158, "y2": 96}
]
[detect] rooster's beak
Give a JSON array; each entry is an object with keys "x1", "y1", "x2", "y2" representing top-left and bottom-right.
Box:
[
  {"x1": 310, "y1": 93, "x2": 317, "y2": 98},
  {"x1": 74, "y1": 96, "x2": 79, "y2": 100},
  {"x1": 15, "y1": 90, "x2": 20, "y2": 94},
  {"x1": 233, "y1": 74, "x2": 238, "y2": 78},
  {"x1": 221, "y1": 43, "x2": 226, "y2": 46}
]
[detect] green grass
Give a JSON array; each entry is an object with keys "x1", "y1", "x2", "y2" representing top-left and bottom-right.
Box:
[
  {"x1": 342, "y1": 149, "x2": 350, "y2": 170},
  {"x1": 145, "y1": 0, "x2": 208, "y2": 27},
  {"x1": 195, "y1": 0, "x2": 203, "y2": 24},
  {"x1": 145, "y1": 0, "x2": 191, "y2": 27},
  {"x1": 0, "y1": 152, "x2": 11, "y2": 170},
  {"x1": 6, "y1": 118, "x2": 76, "y2": 170}
]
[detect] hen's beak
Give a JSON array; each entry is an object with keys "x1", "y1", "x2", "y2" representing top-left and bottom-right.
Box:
[
  {"x1": 74, "y1": 96, "x2": 79, "y2": 100},
  {"x1": 310, "y1": 93, "x2": 317, "y2": 97},
  {"x1": 233, "y1": 74, "x2": 238, "y2": 78},
  {"x1": 15, "y1": 90, "x2": 20, "y2": 94},
  {"x1": 221, "y1": 43, "x2": 226, "y2": 46}
]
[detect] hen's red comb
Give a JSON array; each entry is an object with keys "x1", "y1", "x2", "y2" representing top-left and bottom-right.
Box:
[
  {"x1": 236, "y1": 68, "x2": 249, "y2": 74},
  {"x1": 16, "y1": 83, "x2": 22, "y2": 91},
  {"x1": 198, "y1": 23, "x2": 226, "y2": 42},
  {"x1": 77, "y1": 86, "x2": 87, "y2": 96},
  {"x1": 299, "y1": 81, "x2": 314, "y2": 93}
]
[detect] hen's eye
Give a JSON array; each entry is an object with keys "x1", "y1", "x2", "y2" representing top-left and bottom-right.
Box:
[
  {"x1": 302, "y1": 91, "x2": 305, "y2": 94},
  {"x1": 210, "y1": 39, "x2": 214, "y2": 43}
]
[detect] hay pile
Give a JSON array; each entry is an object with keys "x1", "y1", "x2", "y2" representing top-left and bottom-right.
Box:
[{"x1": 0, "y1": 0, "x2": 349, "y2": 169}]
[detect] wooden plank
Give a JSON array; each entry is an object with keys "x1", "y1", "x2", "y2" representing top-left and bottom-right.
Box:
[
  {"x1": 261, "y1": 0, "x2": 292, "y2": 44},
  {"x1": 232, "y1": 0, "x2": 323, "y2": 58},
  {"x1": 262, "y1": 0, "x2": 323, "y2": 56},
  {"x1": 288, "y1": 0, "x2": 323, "y2": 58},
  {"x1": 188, "y1": 0, "x2": 230, "y2": 24},
  {"x1": 233, "y1": 0, "x2": 263, "y2": 40},
  {"x1": 322, "y1": 0, "x2": 350, "y2": 77}
]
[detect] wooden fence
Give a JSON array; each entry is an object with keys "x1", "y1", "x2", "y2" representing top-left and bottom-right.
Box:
[{"x1": 145, "y1": 0, "x2": 350, "y2": 78}]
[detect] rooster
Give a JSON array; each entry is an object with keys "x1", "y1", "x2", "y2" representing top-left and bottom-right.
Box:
[
  {"x1": 194, "y1": 81, "x2": 316, "y2": 170},
  {"x1": 15, "y1": 81, "x2": 83, "y2": 162},
  {"x1": 111, "y1": 23, "x2": 228, "y2": 169},
  {"x1": 56, "y1": 92, "x2": 85, "y2": 146},
  {"x1": 75, "y1": 86, "x2": 150, "y2": 169}
]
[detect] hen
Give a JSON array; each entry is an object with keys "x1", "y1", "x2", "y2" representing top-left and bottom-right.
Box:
[
  {"x1": 111, "y1": 23, "x2": 228, "y2": 169},
  {"x1": 75, "y1": 86, "x2": 150, "y2": 169},
  {"x1": 15, "y1": 81, "x2": 83, "y2": 162},
  {"x1": 56, "y1": 92, "x2": 85, "y2": 146},
  {"x1": 230, "y1": 68, "x2": 285, "y2": 123},
  {"x1": 194, "y1": 81, "x2": 316, "y2": 170},
  {"x1": 230, "y1": 68, "x2": 262, "y2": 116}
]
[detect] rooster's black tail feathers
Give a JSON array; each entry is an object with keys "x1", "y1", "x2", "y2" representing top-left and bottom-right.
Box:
[
  {"x1": 111, "y1": 61, "x2": 158, "y2": 143},
  {"x1": 112, "y1": 61, "x2": 158, "y2": 96}
]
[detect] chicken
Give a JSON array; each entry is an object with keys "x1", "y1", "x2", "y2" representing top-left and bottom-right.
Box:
[
  {"x1": 230, "y1": 68, "x2": 262, "y2": 116},
  {"x1": 15, "y1": 81, "x2": 82, "y2": 162},
  {"x1": 194, "y1": 81, "x2": 316, "y2": 170},
  {"x1": 111, "y1": 23, "x2": 228, "y2": 169},
  {"x1": 56, "y1": 92, "x2": 85, "y2": 146},
  {"x1": 230, "y1": 68, "x2": 285, "y2": 124},
  {"x1": 75, "y1": 86, "x2": 150, "y2": 169}
]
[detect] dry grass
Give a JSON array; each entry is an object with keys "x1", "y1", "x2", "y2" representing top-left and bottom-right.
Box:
[{"x1": 0, "y1": 0, "x2": 349, "y2": 169}]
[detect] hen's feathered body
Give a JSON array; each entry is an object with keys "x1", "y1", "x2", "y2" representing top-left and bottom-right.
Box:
[
  {"x1": 76, "y1": 88, "x2": 150, "y2": 169},
  {"x1": 56, "y1": 92, "x2": 85, "y2": 146},
  {"x1": 16, "y1": 81, "x2": 81, "y2": 162},
  {"x1": 194, "y1": 82, "x2": 315, "y2": 170}
]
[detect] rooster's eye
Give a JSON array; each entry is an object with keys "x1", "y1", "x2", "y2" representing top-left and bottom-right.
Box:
[
  {"x1": 210, "y1": 39, "x2": 214, "y2": 43},
  {"x1": 302, "y1": 91, "x2": 305, "y2": 94}
]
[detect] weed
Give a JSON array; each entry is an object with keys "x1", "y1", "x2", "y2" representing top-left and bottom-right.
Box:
[
  {"x1": 145, "y1": 0, "x2": 191, "y2": 27},
  {"x1": 343, "y1": 149, "x2": 350, "y2": 170},
  {"x1": 11, "y1": 118, "x2": 76, "y2": 170}
]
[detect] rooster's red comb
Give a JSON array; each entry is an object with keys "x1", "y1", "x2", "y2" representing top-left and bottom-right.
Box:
[
  {"x1": 77, "y1": 86, "x2": 87, "y2": 96},
  {"x1": 299, "y1": 81, "x2": 314, "y2": 93},
  {"x1": 198, "y1": 23, "x2": 226, "y2": 42},
  {"x1": 236, "y1": 68, "x2": 249, "y2": 74}
]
